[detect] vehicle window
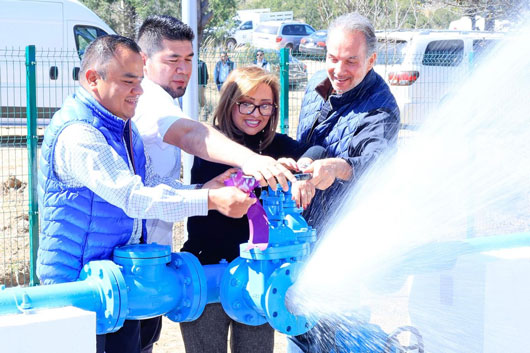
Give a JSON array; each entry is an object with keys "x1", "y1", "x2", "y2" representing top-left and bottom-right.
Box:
[
  {"x1": 283, "y1": 25, "x2": 306, "y2": 36},
  {"x1": 422, "y1": 40, "x2": 464, "y2": 67},
  {"x1": 282, "y1": 25, "x2": 293, "y2": 35},
  {"x1": 304, "y1": 25, "x2": 315, "y2": 35},
  {"x1": 376, "y1": 39, "x2": 407, "y2": 65},
  {"x1": 473, "y1": 39, "x2": 498, "y2": 61},
  {"x1": 255, "y1": 24, "x2": 280, "y2": 35},
  {"x1": 239, "y1": 21, "x2": 252, "y2": 30},
  {"x1": 74, "y1": 25, "x2": 108, "y2": 59}
]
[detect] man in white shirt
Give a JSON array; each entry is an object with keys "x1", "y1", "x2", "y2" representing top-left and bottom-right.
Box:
[
  {"x1": 132, "y1": 16, "x2": 298, "y2": 351},
  {"x1": 134, "y1": 15, "x2": 297, "y2": 248}
]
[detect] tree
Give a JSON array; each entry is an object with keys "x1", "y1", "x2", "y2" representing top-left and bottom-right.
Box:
[
  {"x1": 238, "y1": 0, "x2": 464, "y2": 30},
  {"x1": 199, "y1": 0, "x2": 237, "y2": 47},
  {"x1": 438, "y1": 0, "x2": 529, "y2": 29},
  {"x1": 81, "y1": 0, "x2": 181, "y2": 38},
  {"x1": 81, "y1": 0, "x2": 235, "y2": 49}
]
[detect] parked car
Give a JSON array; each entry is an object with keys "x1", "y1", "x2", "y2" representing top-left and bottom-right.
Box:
[
  {"x1": 284, "y1": 54, "x2": 308, "y2": 87},
  {"x1": 252, "y1": 21, "x2": 316, "y2": 52},
  {"x1": 225, "y1": 10, "x2": 293, "y2": 49},
  {"x1": 299, "y1": 30, "x2": 327, "y2": 57},
  {"x1": 374, "y1": 30, "x2": 504, "y2": 127}
]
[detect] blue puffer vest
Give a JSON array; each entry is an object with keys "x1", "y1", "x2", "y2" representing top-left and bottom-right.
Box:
[
  {"x1": 37, "y1": 88, "x2": 146, "y2": 284},
  {"x1": 297, "y1": 69, "x2": 399, "y2": 228}
]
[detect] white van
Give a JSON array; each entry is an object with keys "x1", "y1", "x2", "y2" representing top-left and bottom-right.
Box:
[
  {"x1": 374, "y1": 30, "x2": 503, "y2": 127},
  {"x1": 0, "y1": 0, "x2": 114, "y2": 125}
]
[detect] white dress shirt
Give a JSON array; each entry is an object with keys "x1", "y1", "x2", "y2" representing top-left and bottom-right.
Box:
[
  {"x1": 54, "y1": 120, "x2": 208, "y2": 245},
  {"x1": 133, "y1": 78, "x2": 195, "y2": 247}
]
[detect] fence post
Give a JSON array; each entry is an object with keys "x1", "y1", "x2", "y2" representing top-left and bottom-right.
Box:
[
  {"x1": 25, "y1": 45, "x2": 40, "y2": 286},
  {"x1": 279, "y1": 48, "x2": 289, "y2": 134}
]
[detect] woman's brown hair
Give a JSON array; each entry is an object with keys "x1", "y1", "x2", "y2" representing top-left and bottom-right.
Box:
[{"x1": 213, "y1": 66, "x2": 280, "y2": 150}]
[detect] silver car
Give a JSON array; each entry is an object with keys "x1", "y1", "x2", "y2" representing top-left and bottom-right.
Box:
[
  {"x1": 299, "y1": 30, "x2": 327, "y2": 57},
  {"x1": 252, "y1": 21, "x2": 315, "y2": 52}
]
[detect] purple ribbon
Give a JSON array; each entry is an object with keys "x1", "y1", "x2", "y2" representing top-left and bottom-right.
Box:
[{"x1": 224, "y1": 170, "x2": 269, "y2": 251}]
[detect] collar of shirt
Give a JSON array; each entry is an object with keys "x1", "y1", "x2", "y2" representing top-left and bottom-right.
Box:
[
  {"x1": 134, "y1": 78, "x2": 186, "y2": 150},
  {"x1": 315, "y1": 69, "x2": 377, "y2": 109},
  {"x1": 76, "y1": 87, "x2": 127, "y2": 135},
  {"x1": 140, "y1": 78, "x2": 181, "y2": 108}
]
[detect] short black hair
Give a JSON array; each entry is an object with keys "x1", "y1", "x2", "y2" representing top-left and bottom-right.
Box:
[
  {"x1": 80, "y1": 35, "x2": 140, "y2": 78},
  {"x1": 137, "y1": 15, "x2": 195, "y2": 57}
]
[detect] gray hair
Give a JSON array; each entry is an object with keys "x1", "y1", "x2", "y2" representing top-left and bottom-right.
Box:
[{"x1": 327, "y1": 12, "x2": 376, "y2": 55}]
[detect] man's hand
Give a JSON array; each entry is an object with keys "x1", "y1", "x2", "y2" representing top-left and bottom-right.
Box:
[
  {"x1": 202, "y1": 168, "x2": 239, "y2": 190},
  {"x1": 296, "y1": 157, "x2": 314, "y2": 170},
  {"x1": 300, "y1": 158, "x2": 352, "y2": 190},
  {"x1": 291, "y1": 180, "x2": 316, "y2": 209},
  {"x1": 241, "y1": 155, "x2": 296, "y2": 191},
  {"x1": 207, "y1": 187, "x2": 256, "y2": 218},
  {"x1": 277, "y1": 157, "x2": 299, "y2": 171}
]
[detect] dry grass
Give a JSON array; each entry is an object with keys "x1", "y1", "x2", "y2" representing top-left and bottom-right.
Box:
[{"x1": 0, "y1": 143, "x2": 32, "y2": 287}]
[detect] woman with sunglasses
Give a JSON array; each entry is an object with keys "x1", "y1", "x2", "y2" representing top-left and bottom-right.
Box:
[{"x1": 179, "y1": 66, "x2": 320, "y2": 353}]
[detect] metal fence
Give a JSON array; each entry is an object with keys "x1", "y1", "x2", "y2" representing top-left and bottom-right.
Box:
[{"x1": 0, "y1": 44, "x2": 483, "y2": 287}]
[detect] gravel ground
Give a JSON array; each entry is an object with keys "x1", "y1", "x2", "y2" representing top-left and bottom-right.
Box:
[{"x1": 155, "y1": 318, "x2": 289, "y2": 353}]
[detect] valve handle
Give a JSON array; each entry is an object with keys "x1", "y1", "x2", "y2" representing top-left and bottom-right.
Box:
[{"x1": 225, "y1": 171, "x2": 269, "y2": 250}]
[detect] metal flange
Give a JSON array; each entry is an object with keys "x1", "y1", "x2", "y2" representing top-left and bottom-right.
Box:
[
  {"x1": 220, "y1": 257, "x2": 267, "y2": 326},
  {"x1": 165, "y1": 251, "x2": 207, "y2": 322},
  {"x1": 78, "y1": 260, "x2": 128, "y2": 334},
  {"x1": 263, "y1": 262, "x2": 315, "y2": 336}
]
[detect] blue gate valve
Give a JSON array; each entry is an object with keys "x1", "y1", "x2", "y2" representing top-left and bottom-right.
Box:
[{"x1": 219, "y1": 174, "x2": 318, "y2": 336}]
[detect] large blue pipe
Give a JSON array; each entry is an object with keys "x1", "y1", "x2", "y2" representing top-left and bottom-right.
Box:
[
  {"x1": 0, "y1": 260, "x2": 127, "y2": 333},
  {"x1": 2, "y1": 197, "x2": 530, "y2": 342},
  {"x1": 0, "y1": 246, "x2": 207, "y2": 334},
  {"x1": 0, "y1": 183, "x2": 318, "y2": 336}
]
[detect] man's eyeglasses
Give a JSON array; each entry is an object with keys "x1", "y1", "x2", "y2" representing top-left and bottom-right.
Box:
[
  {"x1": 236, "y1": 102, "x2": 276, "y2": 116},
  {"x1": 256, "y1": 53, "x2": 264, "y2": 57}
]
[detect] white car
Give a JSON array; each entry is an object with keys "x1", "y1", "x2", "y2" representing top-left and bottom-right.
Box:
[
  {"x1": 374, "y1": 30, "x2": 504, "y2": 127},
  {"x1": 252, "y1": 21, "x2": 315, "y2": 52}
]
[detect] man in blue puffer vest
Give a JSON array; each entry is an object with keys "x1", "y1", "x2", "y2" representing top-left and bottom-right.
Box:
[
  {"x1": 289, "y1": 12, "x2": 400, "y2": 353},
  {"x1": 37, "y1": 35, "x2": 257, "y2": 353},
  {"x1": 296, "y1": 12, "x2": 400, "y2": 231}
]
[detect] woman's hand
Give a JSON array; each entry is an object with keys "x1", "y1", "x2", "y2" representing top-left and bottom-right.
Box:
[
  {"x1": 291, "y1": 180, "x2": 316, "y2": 209},
  {"x1": 203, "y1": 168, "x2": 240, "y2": 190},
  {"x1": 241, "y1": 155, "x2": 296, "y2": 191},
  {"x1": 277, "y1": 157, "x2": 299, "y2": 171}
]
